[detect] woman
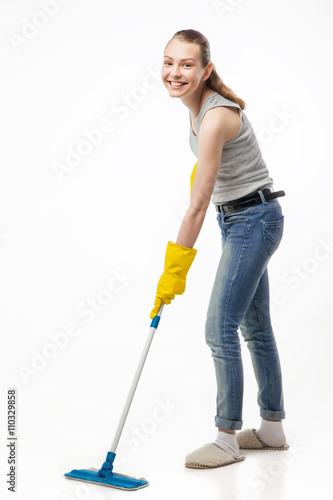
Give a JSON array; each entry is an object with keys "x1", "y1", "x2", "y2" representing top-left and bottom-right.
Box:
[{"x1": 150, "y1": 29, "x2": 288, "y2": 468}]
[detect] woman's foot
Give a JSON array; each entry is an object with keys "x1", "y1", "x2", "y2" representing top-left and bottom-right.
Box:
[
  {"x1": 214, "y1": 429, "x2": 241, "y2": 457},
  {"x1": 185, "y1": 443, "x2": 245, "y2": 468},
  {"x1": 185, "y1": 428, "x2": 245, "y2": 468},
  {"x1": 236, "y1": 426, "x2": 289, "y2": 451},
  {"x1": 256, "y1": 418, "x2": 287, "y2": 448}
]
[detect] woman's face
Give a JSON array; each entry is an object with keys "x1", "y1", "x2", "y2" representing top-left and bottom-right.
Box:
[{"x1": 162, "y1": 38, "x2": 209, "y2": 98}]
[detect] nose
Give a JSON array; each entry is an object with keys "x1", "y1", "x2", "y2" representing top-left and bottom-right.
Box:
[{"x1": 170, "y1": 64, "x2": 182, "y2": 79}]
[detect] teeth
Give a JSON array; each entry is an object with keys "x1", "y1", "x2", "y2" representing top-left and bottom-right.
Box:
[{"x1": 170, "y1": 82, "x2": 185, "y2": 87}]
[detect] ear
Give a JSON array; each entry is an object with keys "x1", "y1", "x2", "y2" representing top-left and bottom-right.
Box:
[{"x1": 202, "y1": 62, "x2": 213, "y2": 81}]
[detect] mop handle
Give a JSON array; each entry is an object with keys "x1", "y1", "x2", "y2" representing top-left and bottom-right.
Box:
[{"x1": 110, "y1": 302, "x2": 164, "y2": 453}]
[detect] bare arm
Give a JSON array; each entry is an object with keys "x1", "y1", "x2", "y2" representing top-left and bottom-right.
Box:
[{"x1": 176, "y1": 106, "x2": 230, "y2": 248}]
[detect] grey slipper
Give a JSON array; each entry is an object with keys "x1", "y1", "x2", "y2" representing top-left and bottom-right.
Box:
[
  {"x1": 236, "y1": 429, "x2": 290, "y2": 450},
  {"x1": 185, "y1": 443, "x2": 245, "y2": 469}
]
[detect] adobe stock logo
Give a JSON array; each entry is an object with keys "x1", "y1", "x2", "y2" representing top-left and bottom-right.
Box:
[
  {"x1": 121, "y1": 398, "x2": 179, "y2": 454},
  {"x1": 212, "y1": 0, "x2": 245, "y2": 21},
  {"x1": 269, "y1": 234, "x2": 333, "y2": 314},
  {"x1": 7, "y1": 0, "x2": 72, "y2": 53},
  {"x1": 52, "y1": 64, "x2": 161, "y2": 182},
  {"x1": 282, "y1": 236, "x2": 333, "y2": 291},
  {"x1": 236, "y1": 441, "x2": 307, "y2": 499},
  {"x1": 17, "y1": 269, "x2": 134, "y2": 385},
  {"x1": 110, "y1": 397, "x2": 179, "y2": 467},
  {"x1": 258, "y1": 107, "x2": 296, "y2": 150}
]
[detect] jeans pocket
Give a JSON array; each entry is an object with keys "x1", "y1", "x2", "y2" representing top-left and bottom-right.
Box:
[
  {"x1": 222, "y1": 210, "x2": 250, "y2": 225},
  {"x1": 262, "y1": 216, "x2": 284, "y2": 255}
]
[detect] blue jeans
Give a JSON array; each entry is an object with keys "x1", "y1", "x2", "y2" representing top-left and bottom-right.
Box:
[{"x1": 205, "y1": 197, "x2": 285, "y2": 431}]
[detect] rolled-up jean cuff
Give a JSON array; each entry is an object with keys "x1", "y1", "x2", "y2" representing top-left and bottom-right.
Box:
[
  {"x1": 260, "y1": 409, "x2": 286, "y2": 420},
  {"x1": 215, "y1": 416, "x2": 243, "y2": 431}
]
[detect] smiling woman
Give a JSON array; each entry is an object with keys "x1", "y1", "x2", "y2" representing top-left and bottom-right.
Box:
[
  {"x1": 161, "y1": 31, "x2": 246, "y2": 109},
  {"x1": 162, "y1": 41, "x2": 209, "y2": 97},
  {"x1": 151, "y1": 28, "x2": 288, "y2": 472},
  {"x1": 162, "y1": 55, "x2": 198, "y2": 90}
]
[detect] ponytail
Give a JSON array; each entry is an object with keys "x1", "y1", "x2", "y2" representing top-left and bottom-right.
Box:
[{"x1": 207, "y1": 64, "x2": 246, "y2": 110}]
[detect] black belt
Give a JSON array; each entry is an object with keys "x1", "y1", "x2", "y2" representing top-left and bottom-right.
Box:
[{"x1": 215, "y1": 189, "x2": 285, "y2": 214}]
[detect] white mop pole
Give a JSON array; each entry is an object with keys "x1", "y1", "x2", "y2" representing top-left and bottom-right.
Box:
[{"x1": 110, "y1": 303, "x2": 164, "y2": 453}]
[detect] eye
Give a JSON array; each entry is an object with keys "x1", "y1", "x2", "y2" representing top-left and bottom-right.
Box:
[
  {"x1": 164, "y1": 61, "x2": 172, "y2": 66},
  {"x1": 184, "y1": 63, "x2": 192, "y2": 68}
]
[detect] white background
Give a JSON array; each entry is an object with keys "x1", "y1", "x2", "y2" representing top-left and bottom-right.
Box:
[{"x1": 1, "y1": 1, "x2": 332, "y2": 499}]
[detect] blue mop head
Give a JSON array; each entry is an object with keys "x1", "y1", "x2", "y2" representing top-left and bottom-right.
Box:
[{"x1": 64, "y1": 452, "x2": 149, "y2": 490}]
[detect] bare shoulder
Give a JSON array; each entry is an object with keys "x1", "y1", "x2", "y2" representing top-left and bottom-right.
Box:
[{"x1": 201, "y1": 105, "x2": 241, "y2": 142}]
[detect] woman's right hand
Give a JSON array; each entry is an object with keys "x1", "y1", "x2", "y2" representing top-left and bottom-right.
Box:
[{"x1": 150, "y1": 241, "x2": 197, "y2": 319}]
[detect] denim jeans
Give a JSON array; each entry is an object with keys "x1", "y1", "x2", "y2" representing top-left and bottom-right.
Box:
[{"x1": 205, "y1": 197, "x2": 285, "y2": 431}]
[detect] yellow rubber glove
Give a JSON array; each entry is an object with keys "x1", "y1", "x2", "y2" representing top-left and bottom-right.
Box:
[
  {"x1": 150, "y1": 241, "x2": 197, "y2": 319},
  {"x1": 190, "y1": 161, "x2": 198, "y2": 198}
]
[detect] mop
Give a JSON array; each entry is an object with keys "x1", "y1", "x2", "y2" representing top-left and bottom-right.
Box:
[{"x1": 64, "y1": 303, "x2": 164, "y2": 490}]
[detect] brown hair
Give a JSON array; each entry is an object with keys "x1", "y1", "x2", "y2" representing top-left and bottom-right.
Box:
[{"x1": 167, "y1": 29, "x2": 246, "y2": 110}]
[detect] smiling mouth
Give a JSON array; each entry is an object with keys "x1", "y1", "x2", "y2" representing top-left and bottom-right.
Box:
[{"x1": 168, "y1": 81, "x2": 187, "y2": 88}]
